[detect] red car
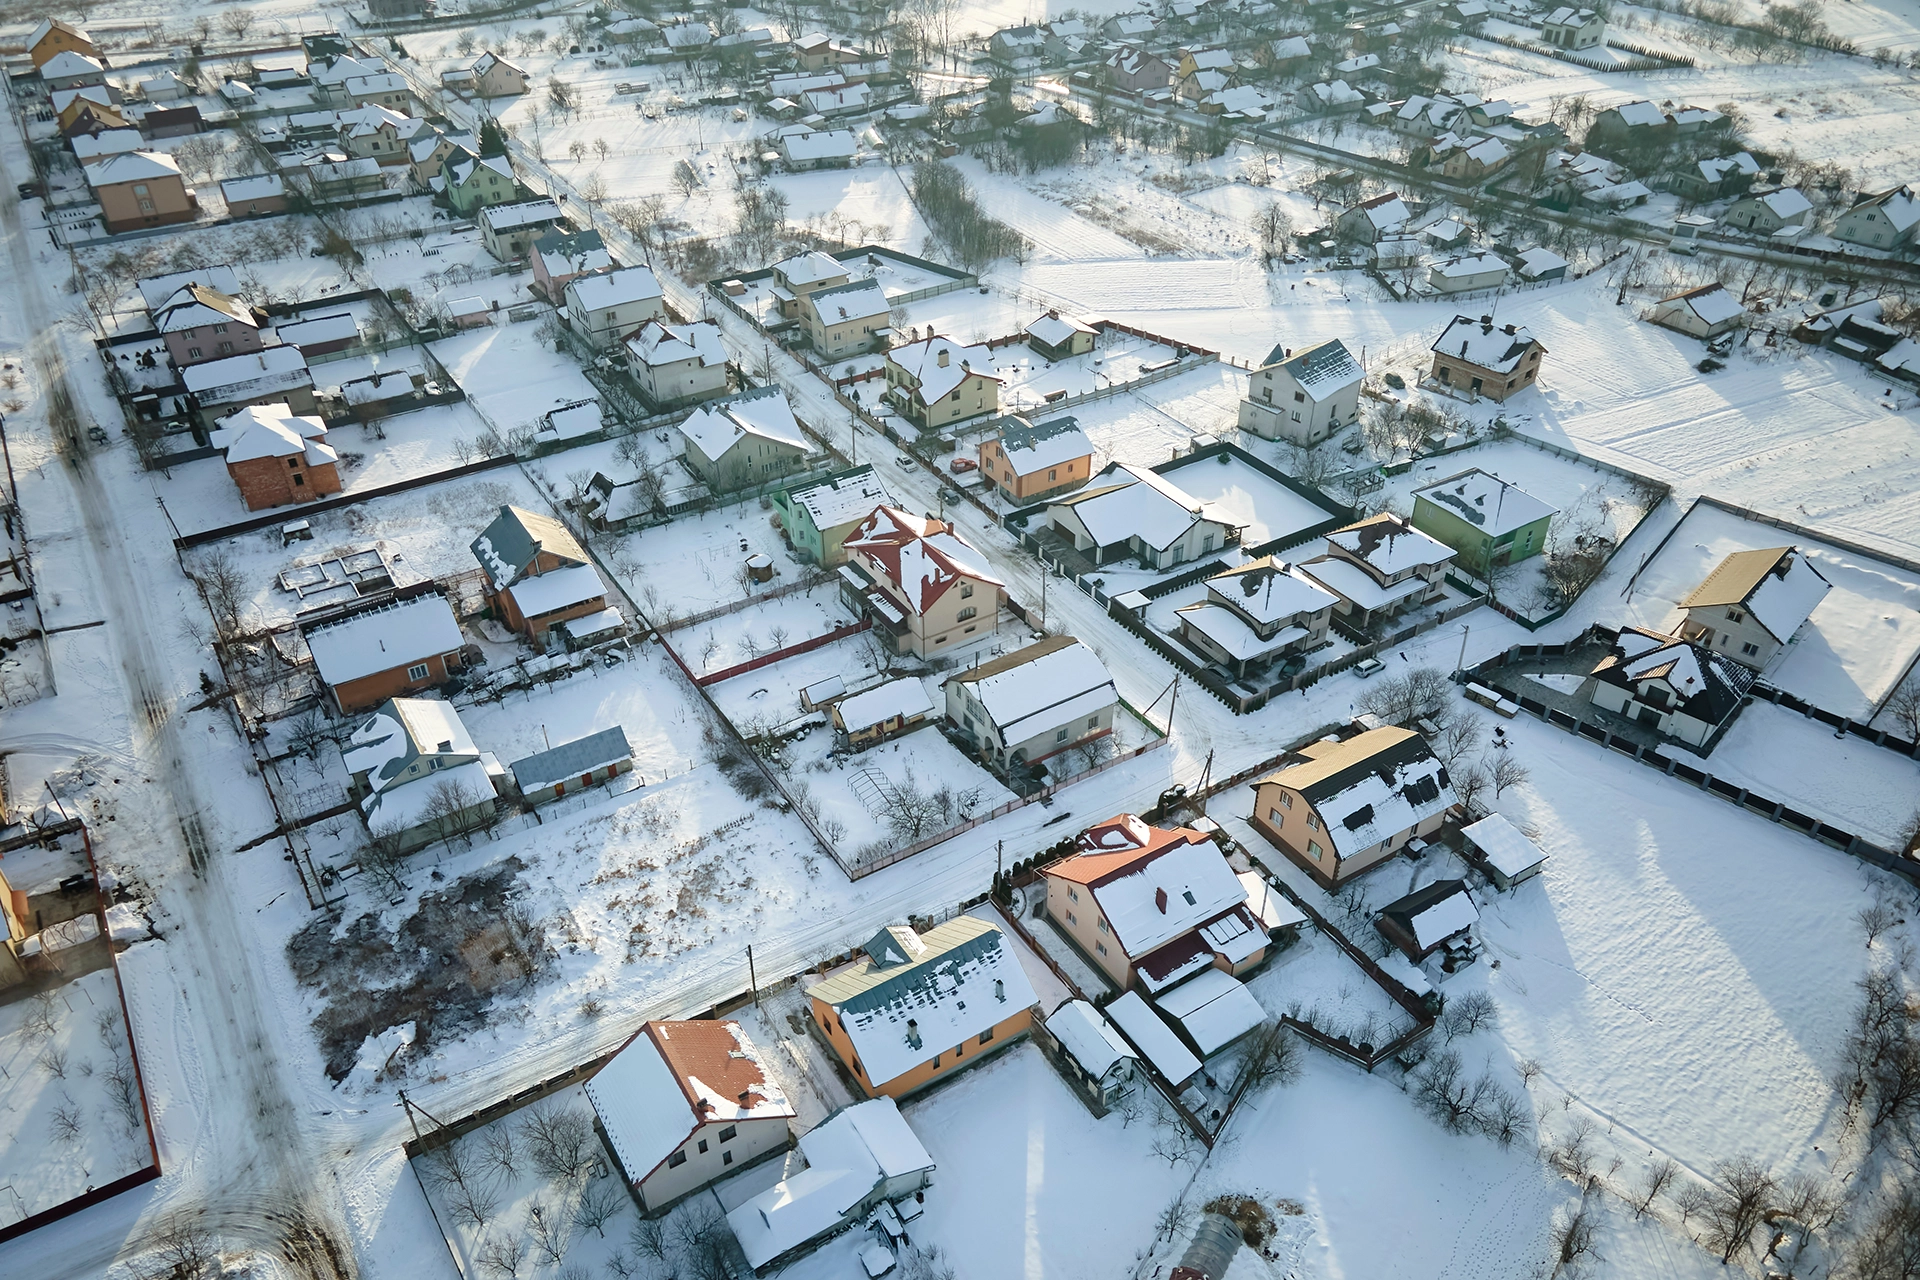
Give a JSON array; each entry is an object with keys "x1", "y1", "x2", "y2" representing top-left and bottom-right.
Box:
[{"x1": 949, "y1": 457, "x2": 977, "y2": 474}]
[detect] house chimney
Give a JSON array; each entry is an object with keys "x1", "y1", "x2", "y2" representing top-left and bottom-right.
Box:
[
  {"x1": 936, "y1": 348, "x2": 949, "y2": 368},
  {"x1": 994, "y1": 979, "x2": 1005, "y2": 1002},
  {"x1": 1155, "y1": 886, "x2": 1168, "y2": 913},
  {"x1": 906, "y1": 1019, "x2": 921, "y2": 1049},
  {"x1": 1461, "y1": 341, "x2": 1469, "y2": 356}
]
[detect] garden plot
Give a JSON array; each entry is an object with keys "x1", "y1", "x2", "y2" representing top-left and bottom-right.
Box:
[
  {"x1": 0, "y1": 966, "x2": 155, "y2": 1228},
  {"x1": 430, "y1": 321, "x2": 602, "y2": 438},
  {"x1": 669, "y1": 582, "x2": 861, "y2": 683},
  {"x1": 1162, "y1": 450, "x2": 1345, "y2": 549},
  {"x1": 1617, "y1": 499, "x2": 1920, "y2": 718},
  {"x1": 183, "y1": 467, "x2": 548, "y2": 631},
  {"x1": 1246, "y1": 927, "x2": 1422, "y2": 1051},
  {"x1": 603, "y1": 498, "x2": 813, "y2": 621},
  {"x1": 989, "y1": 328, "x2": 1192, "y2": 419},
  {"x1": 1003, "y1": 362, "x2": 1243, "y2": 475},
  {"x1": 1665, "y1": 700, "x2": 1920, "y2": 848}
]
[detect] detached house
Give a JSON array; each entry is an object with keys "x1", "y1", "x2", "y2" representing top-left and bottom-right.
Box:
[
  {"x1": 773, "y1": 465, "x2": 894, "y2": 566},
  {"x1": 944, "y1": 636, "x2": 1117, "y2": 775},
  {"x1": 1412, "y1": 468, "x2": 1556, "y2": 574},
  {"x1": 40, "y1": 49, "x2": 105, "y2": 91},
  {"x1": 531, "y1": 227, "x2": 613, "y2": 302},
  {"x1": 1043, "y1": 813, "x2": 1271, "y2": 993},
  {"x1": 810, "y1": 917, "x2": 1037, "y2": 1099},
  {"x1": 769, "y1": 250, "x2": 850, "y2": 315},
  {"x1": 88, "y1": 150, "x2": 195, "y2": 233},
  {"x1": 1833, "y1": 185, "x2": 1919, "y2": 250},
  {"x1": 1428, "y1": 314, "x2": 1545, "y2": 402},
  {"x1": 1025, "y1": 310, "x2": 1098, "y2": 361},
  {"x1": 885, "y1": 335, "x2": 1001, "y2": 428},
  {"x1": 1587, "y1": 626, "x2": 1752, "y2": 746},
  {"x1": 1301, "y1": 513, "x2": 1454, "y2": 628},
  {"x1": 208, "y1": 402, "x2": 342, "y2": 510},
  {"x1": 978, "y1": 414, "x2": 1094, "y2": 501},
  {"x1": 1539, "y1": 6, "x2": 1604, "y2": 48},
  {"x1": 303, "y1": 588, "x2": 465, "y2": 714},
  {"x1": 1045, "y1": 462, "x2": 1237, "y2": 570},
  {"x1": 344, "y1": 698, "x2": 500, "y2": 852},
  {"x1": 802, "y1": 279, "x2": 890, "y2": 358},
  {"x1": 478, "y1": 198, "x2": 563, "y2": 262},
  {"x1": 1674, "y1": 545, "x2": 1831, "y2": 670},
  {"x1": 1724, "y1": 187, "x2": 1813, "y2": 235},
  {"x1": 564, "y1": 266, "x2": 665, "y2": 348},
  {"x1": 1106, "y1": 46, "x2": 1174, "y2": 94},
  {"x1": 26, "y1": 18, "x2": 99, "y2": 71},
  {"x1": 338, "y1": 104, "x2": 424, "y2": 166},
  {"x1": 841, "y1": 505, "x2": 1004, "y2": 657},
  {"x1": 156, "y1": 284, "x2": 267, "y2": 367},
  {"x1": 1250, "y1": 726, "x2": 1459, "y2": 888},
  {"x1": 443, "y1": 151, "x2": 524, "y2": 217},
  {"x1": 676, "y1": 386, "x2": 809, "y2": 491},
  {"x1": 1375, "y1": 879, "x2": 1480, "y2": 967},
  {"x1": 586, "y1": 1019, "x2": 795, "y2": 1216},
  {"x1": 627, "y1": 319, "x2": 729, "y2": 406},
  {"x1": 509, "y1": 727, "x2": 634, "y2": 805},
  {"x1": 444, "y1": 51, "x2": 528, "y2": 98},
  {"x1": 1647, "y1": 283, "x2": 1745, "y2": 339},
  {"x1": 1336, "y1": 192, "x2": 1410, "y2": 244},
  {"x1": 1175, "y1": 557, "x2": 1337, "y2": 679},
  {"x1": 183, "y1": 347, "x2": 316, "y2": 427},
  {"x1": 1237, "y1": 338, "x2": 1363, "y2": 445},
  {"x1": 470, "y1": 504, "x2": 609, "y2": 643}
]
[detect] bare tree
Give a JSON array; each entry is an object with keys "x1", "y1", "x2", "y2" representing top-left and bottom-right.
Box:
[
  {"x1": 481, "y1": 1127, "x2": 519, "y2": 1180},
  {"x1": 1148, "y1": 1098, "x2": 1201, "y2": 1168},
  {"x1": 1433, "y1": 713, "x2": 1485, "y2": 769},
  {"x1": 50, "y1": 1098, "x2": 83, "y2": 1143},
  {"x1": 1859, "y1": 900, "x2": 1898, "y2": 947},
  {"x1": 1549, "y1": 1201, "x2": 1596, "y2": 1276},
  {"x1": 1701, "y1": 1156, "x2": 1777, "y2": 1264},
  {"x1": 547, "y1": 78, "x2": 577, "y2": 114},
  {"x1": 1451, "y1": 761, "x2": 1491, "y2": 816},
  {"x1": 194, "y1": 548, "x2": 249, "y2": 638},
  {"x1": 1235, "y1": 1022, "x2": 1303, "y2": 1095},
  {"x1": 1845, "y1": 1184, "x2": 1920, "y2": 1280},
  {"x1": 630, "y1": 1217, "x2": 668, "y2": 1263},
  {"x1": 476, "y1": 1232, "x2": 527, "y2": 1279},
  {"x1": 220, "y1": 9, "x2": 255, "y2": 40},
  {"x1": 1775, "y1": 1170, "x2": 1844, "y2": 1254},
  {"x1": 574, "y1": 1180, "x2": 622, "y2": 1238},
  {"x1": 521, "y1": 1103, "x2": 596, "y2": 1182},
  {"x1": 672, "y1": 159, "x2": 702, "y2": 198},
  {"x1": 1439, "y1": 991, "x2": 1498, "y2": 1042},
  {"x1": 1154, "y1": 1193, "x2": 1197, "y2": 1242},
  {"x1": 359, "y1": 823, "x2": 412, "y2": 896},
  {"x1": 127, "y1": 1213, "x2": 219, "y2": 1280},
  {"x1": 1884, "y1": 681, "x2": 1920, "y2": 741},
  {"x1": 1632, "y1": 1156, "x2": 1676, "y2": 1218},
  {"x1": 527, "y1": 1198, "x2": 569, "y2": 1267},
  {"x1": 1489, "y1": 753, "x2": 1531, "y2": 799}
]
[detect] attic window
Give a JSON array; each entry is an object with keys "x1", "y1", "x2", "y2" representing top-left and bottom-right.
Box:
[{"x1": 1182, "y1": 889, "x2": 1196, "y2": 906}]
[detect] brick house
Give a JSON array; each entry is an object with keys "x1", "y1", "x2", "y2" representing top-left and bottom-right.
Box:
[
  {"x1": 302, "y1": 589, "x2": 465, "y2": 714},
  {"x1": 810, "y1": 918, "x2": 1037, "y2": 1099},
  {"x1": 470, "y1": 505, "x2": 609, "y2": 643},
  {"x1": 208, "y1": 402, "x2": 342, "y2": 510},
  {"x1": 1427, "y1": 314, "x2": 1546, "y2": 402},
  {"x1": 155, "y1": 285, "x2": 267, "y2": 368}
]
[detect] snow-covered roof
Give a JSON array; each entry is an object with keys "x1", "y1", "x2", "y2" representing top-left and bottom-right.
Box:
[
  {"x1": 343, "y1": 697, "x2": 478, "y2": 792},
  {"x1": 184, "y1": 347, "x2": 316, "y2": 403},
  {"x1": 1052, "y1": 462, "x2": 1228, "y2": 553},
  {"x1": 592, "y1": 1021, "x2": 796, "y2": 1178},
  {"x1": 678, "y1": 386, "x2": 808, "y2": 463},
  {"x1": 340, "y1": 367, "x2": 423, "y2": 406},
  {"x1": 996, "y1": 414, "x2": 1093, "y2": 477},
  {"x1": 1430, "y1": 316, "x2": 1542, "y2": 374},
  {"x1": 1381, "y1": 880, "x2": 1480, "y2": 952},
  {"x1": 1349, "y1": 192, "x2": 1409, "y2": 231},
  {"x1": 27, "y1": 18, "x2": 90, "y2": 50},
  {"x1": 220, "y1": 173, "x2": 286, "y2": 203},
  {"x1": 507, "y1": 563, "x2": 606, "y2": 620},
  {"x1": 1238, "y1": 872, "x2": 1307, "y2": 931},
  {"x1": 782, "y1": 128, "x2": 857, "y2": 162},
  {"x1": 361, "y1": 757, "x2": 494, "y2": 835},
  {"x1": 661, "y1": 21, "x2": 713, "y2": 47},
  {"x1": 1608, "y1": 99, "x2": 1668, "y2": 128},
  {"x1": 626, "y1": 319, "x2": 727, "y2": 370},
  {"x1": 1154, "y1": 968, "x2": 1265, "y2": 1057},
  {"x1": 157, "y1": 285, "x2": 258, "y2": 333},
  {"x1": 1543, "y1": 5, "x2": 1599, "y2": 24},
  {"x1": 479, "y1": 197, "x2": 561, "y2": 232},
  {"x1": 39, "y1": 50, "x2": 102, "y2": 78},
  {"x1": 85, "y1": 150, "x2": 182, "y2": 188},
  {"x1": 536, "y1": 228, "x2": 613, "y2": 279},
  {"x1": 275, "y1": 312, "x2": 358, "y2": 349},
  {"x1": 807, "y1": 278, "x2": 889, "y2": 326},
  {"x1": 783, "y1": 465, "x2": 893, "y2": 530},
  {"x1": 51, "y1": 84, "x2": 113, "y2": 115},
  {"x1": 1104, "y1": 991, "x2": 1202, "y2": 1086},
  {"x1": 1679, "y1": 546, "x2": 1831, "y2": 644},
  {"x1": 1516, "y1": 246, "x2": 1568, "y2": 277},
  {"x1": 845, "y1": 506, "x2": 1002, "y2": 613},
  {"x1": 1203, "y1": 558, "x2": 1336, "y2": 628},
  {"x1": 804, "y1": 83, "x2": 870, "y2": 113},
  {"x1": 1046, "y1": 814, "x2": 1246, "y2": 960},
  {"x1": 1176, "y1": 602, "x2": 1305, "y2": 663},
  {"x1": 1662, "y1": 283, "x2": 1745, "y2": 326},
  {"x1": 1333, "y1": 52, "x2": 1380, "y2": 73},
  {"x1": 1750, "y1": 187, "x2": 1812, "y2": 219},
  {"x1": 1461, "y1": 813, "x2": 1547, "y2": 881},
  {"x1": 1430, "y1": 253, "x2": 1509, "y2": 282},
  {"x1": 888, "y1": 335, "x2": 1000, "y2": 404},
  {"x1": 1025, "y1": 310, "x2": 1097, "y2": 349},
  {"x1": 141, "y1": 267, "x2": 241, "y2": 312},
  {"x1": 1463, "y1": 138, "x2": 1507, "y2": 166},
  {"x1": 810, "y1": 916, "x2": 1037, "y2": 1088},
  {"x1": 470, "y1": 504, "x2": 587, "y2": 591},
  {"x1": 727, "y1": 1100, "x2": 932, "y2": 1270},
  {"x1": 1045, "y1": 1000, "x2": 1135, "y2": 1077},
  {"x1": 1259, "y1": 338, "x2": 1363, "y2": 399},
  {"x1": 1298, "y1": 556, "x2": 1428, "y2": 612},
  {"x1": 305, "y1": 593, "x2": 461, "y2": 686},
  {"x1": 207, "y1": 402, "x2": 330, "y2": 465},
  {"x1": 1602, "y1": 626, "x2": 1751, "y2": 721},
  {"x1": 945, "y1": 637, "x2": 1115, "y2": 745},
  {"x1": 1848, "y1": 185, "x2": 1920, "y2": 234},
  {"x1": 774, "y1": 250, "x2": 849, "y2": 287},
  {"x1": 1326, "y1": 513, "x2": 1454, "y2": 578},
  {"x1": 567, "y1": 265, "x2": 661, "y2": 313},
  {"x1": 71, "y1": 128, "x2": 142, "y2": 163},
  {"x1": 835, "y1": 677, "x2": 933, "y2": 732},
  {"x1": 1257, "y1": 727, "x2": 1458, "y2": 863},
  {"x1": 1413, "y1": 467, "x2": 1556, "y2": 536}
]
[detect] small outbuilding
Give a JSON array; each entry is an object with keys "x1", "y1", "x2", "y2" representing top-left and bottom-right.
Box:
[
  {"x1": 1375, "y1": 879, "x2": 1479, "y2": 966},
  {"x1": 1035, "y1": 999, "x2": 1138, "y2": 1116},
  {"x1": 508, "y1": 726, "x2": 633, "y2": 805},
  {"x1": 1647, "y1": 283, "x2": 1745, "y2": 339},
  {"x1": 831, "y1": 678, "x2": 935, "y2": 751},
  {"x1": 1459, "y1": 812, "x2": 1549, "y2": 891}
]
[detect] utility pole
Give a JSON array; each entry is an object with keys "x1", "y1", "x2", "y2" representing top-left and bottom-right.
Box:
[
  {"x1": 1456, "y1": 622, "x2": 1470, "y2": 675},
  {"x1": 1166, "y1": 676, "x2": 1179, "y2": 737},
  {"x1": 1039, "y1": 560, "x2": 1048, "y2": 628},
  {"x1": 747, "y1": 943, "x2": 760, "y2": 1009}
]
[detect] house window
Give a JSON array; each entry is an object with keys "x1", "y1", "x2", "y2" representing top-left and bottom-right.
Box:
[
  {"x1": 1307, "y1": 814, "x2": 1319, "y2": 830},
  {"x1": 697, "y1": 1139, "x2": 708, "y2": 1154},
  {"x1": 406, "y1": 663, "x2": 429, "y2": 681},
  {"x1": 1293, "y1": 391, "x2": 1306, "y2": 403},
  {"x1": 1278, "y1": 792, "x2": 1293, "y2": 808},
  {"x1": 1741, "y1": 642, "x2": 1760, "y2": 656},
  {"x1": 1095, "y1": 941, "x2": 1107, "y2": 956},
  {"x1": 1048, "y1": 469, "x2": 1057, "y2": 481},
  {"x1": 951, "y1": 389, "x2": 961, "y2": 401},
  {"x1": 1291, "y1": 411, "x2": 1301, "y2": 422},
  {"x1": 957, "y1": 606, "x2": 977, "y2": 621},
  {"x1": 188, "y1": 347, "x2": 202, "y2": 359},
  {"x1": 851, "y1": 1055, "x2": 864, "y2": 1076},
  {"x1": 214, "y1": 323, "x2": 228, "y2": 334},
  {"x1": 1726, "y1": 609, "x2": 1744, "y2": 623},
  {"x1": 1269, "y1": 808, "x2": 1284, "y2": 827},
  {"x1": 1096, "y1": 918, "x2": 1108, "y2": 933},
  {"x1": 1066, "y1": 910, "x2": 1076, "y2": 925},
  {"x1": 961, "y1": 583, "x2": 973, "y2": 598},
  {"x1": 293, "y1": 474, "x2": 305, "y2": 487},
  {"x1": 1068, "y1": 887, "x2": 1078, "y2": 902},
  {"x1": 668, "y1": 1150, "x2": 687, "y2": 1168},
  {"x1": 1087, "y1": 716, "x2": 1098, "y2": 729},
  {"x1": 722, "y1": 1150, "x2": 734, "y2": 1166},
  {"x1": 931, "y1": 1053, "x2": 941, "y2": 1068},
  {"x1": 1307, "y1": 840, "x2": 1324, "y2": 859},
  {"x1": 979, "y1": 1027, "x2": 994, "y2": 1044},
  {"x1": 1056, "y1": 728, "x2": 1069, "y2": 742},
  {"x1": 219, "y1": 342, "x2": 233, "y2": 355}
]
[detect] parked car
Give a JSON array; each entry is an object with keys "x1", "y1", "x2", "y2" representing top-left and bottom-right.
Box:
[
  {"x1": 1353, "y1": 656, "x2": 1385, "y2": 679},
  {"x1": 949, "y1": 457, "x2": 977, "y2": 474}
]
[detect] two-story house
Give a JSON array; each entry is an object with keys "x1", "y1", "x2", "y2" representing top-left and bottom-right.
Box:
[
  {"x1": 531, "y1": 227, "x2": 613, "y2": 302},
  {"x1": 840, "y1": 505, "x2": 1005, "y2": 657},
  {"x1": 885, "y1": 336, "x2": 1002, "y2": 428},
  {"x1": 443, "y1": 150, "x2": 524, "y2": 218},
  {"x1": 303, "y1": 588, "x2": 465, "y2": 715},
  {"x1": 1175, "y1": 557, "x2": 1337, "y2": 679},
  {"x1": 564, "y1": 266, "x2": 665, "y2": 348},
  {"x1": 944, "y1": 636, "x2": 1116, "y2": 775},
  {"x1": 1411, "y1": 468, "x2": 1556, "y2": 576},
  {"x1": 978, "y1": 414, "x2": 1094, "y2": 501},
  {"x1": 676, "y1": 386, "x2": 809, "y2": 491},
  {"x1": 1237, "y1": 338, "x2": 1364, "y2": 445},
  {"x1": 1833, "y1": 185, "x2": 1919, "y2": 251},
  {"x1": 343, "y1": 697, "x2": 500, "y2": 852},
  {"x1": 584, "y1": 1019, "x2": 796, "y2": 1215},
  {"x1": 1587, "y1": 626, "x2": 1753, "y2": 746},
  {"x1": 1250, "y1": 726, "x2": 1459, "y2": 889},
  {"x1": 338, "y1": 104, "x2": 424, "y2": 166},
  {"x1": 626, "y1": 318, "x2": 729, "y2": 406},
  {"x1": 208, "y1": 402, "x2": 342, "y2": 510},
  {"x1": 801, "y1": 279, "x2": 889, "y2": 358},
  {"x1": 1042, "y1": 813, "x2": 1270, "y2": 993},
  {"x1": 772, "y1": 465, "x2": 894, "y2": 566},
  {"x1": 1045, "y1": 462, "x2": 1238, "y2": 570},
  {"x1": 470, "y1": 504, "x2": 609, "y2": 642},
  {"x1": 1300, "y1": 513, "x2": 1455, "y2": 629},
  {"x1": 769, "y1": 250, "x2": 851, "y2": 318},
  {"x1": 1673, "y1": 545, "x2": 1831, "y2": 670},
  {"x1": 156, "y1": 284, "x2": 267, "y2": 367},
  {"x1": 478, "y1": 197, "x2": 563, "y2": 262},
  {"x1": 1428, "y1": 315, "x2": 1547, "y2": 403}
]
